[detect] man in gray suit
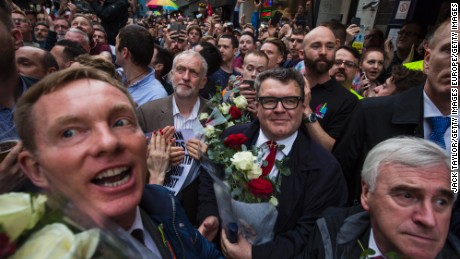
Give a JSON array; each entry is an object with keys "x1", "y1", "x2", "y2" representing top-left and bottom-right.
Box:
[{"x1": 136, "y1": 50, "x2": 219, "y2": 241}]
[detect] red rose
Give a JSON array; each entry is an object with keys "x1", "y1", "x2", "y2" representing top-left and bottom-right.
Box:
[
  {"x1": 224, "y1": 133, "x2": 248, "y2": 149},
  {"x1": 229, "y1": 106, "x2": 242, "y2": 120},
  {"x1": 247, "y1": 178, "x2": 273, "y2": 199},
  {"x1": 0, "y1": 233, "x2": 16, "y2": 258}
]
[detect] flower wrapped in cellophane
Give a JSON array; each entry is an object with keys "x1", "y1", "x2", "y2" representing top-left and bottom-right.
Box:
[
  {"x1": 199, "y1": 87, "x2": 289, "y2": 245},
  {"x1": 0, "y1": 192, "x2": 154, "y2": 259}
]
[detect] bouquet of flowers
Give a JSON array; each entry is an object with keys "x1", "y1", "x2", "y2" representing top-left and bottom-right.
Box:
[
  {"x1": 0, "y1": 192, "x2": 153, "y2": 259},
  {"x1": 200, "y1": 87, "x2": 289, "y2": 245}
]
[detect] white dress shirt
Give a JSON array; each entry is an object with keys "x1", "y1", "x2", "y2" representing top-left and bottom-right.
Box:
[
  {"x1": 127, "y1": 207, "x2": 161, "y2": 257},
  {"x1": 256, "y1": 130, "x2": 297, "y2": 181}
]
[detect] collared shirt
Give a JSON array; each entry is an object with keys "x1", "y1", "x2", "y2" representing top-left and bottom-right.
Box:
[
  {"x1": 423, "y1": 90, "x2": 453, "y2": 155},
  {"x1": 172, "y1": 96, "x2": 201, "y2": 130},
  {"x1": 256, "y1": 129, "x2": 297, "y2": 181},
  {"x1": 118, "y1": 67, "x2": 168, "y2": 108},
  {"x1": 368, "y1": 229, "x2": 385, "y2": 258},
  {"x1": 0, "y1": 77, "x2": 29, "y2": 140},
  {"x1": 127, "y1": 207, "x2": 161, "y2": 257}
]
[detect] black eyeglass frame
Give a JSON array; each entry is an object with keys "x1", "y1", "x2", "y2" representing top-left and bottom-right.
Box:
[
  {"x1": 257, "y1": 96, "x2": 304, "y2": 110},
  {"x1": 334, "y1": 59, "x2": 358, "y2": 68}
]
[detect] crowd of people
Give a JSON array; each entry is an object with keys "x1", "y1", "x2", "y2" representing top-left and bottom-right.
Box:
[{"x1": 0, "y1": 0, "x2": 458, "y2": 258}]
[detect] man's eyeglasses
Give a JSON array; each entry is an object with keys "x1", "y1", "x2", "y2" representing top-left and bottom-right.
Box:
[
  {"x1": 258, "y1": 96, "x2": 304, "y2": 110},
  {"x1": 334, "y1": 59, "x2": 358, "y2": 68}
]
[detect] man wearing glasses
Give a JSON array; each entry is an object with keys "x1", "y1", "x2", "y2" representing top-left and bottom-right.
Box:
[
  {"x1": 329, "y1": 45, "x2": 362, "y2": 99},
  {"x1": 220, "y1": 68, "x2": 347, "y2": 259},
  {"x1": 12, "y1": 10, "x2": 38, "y2": 48}
]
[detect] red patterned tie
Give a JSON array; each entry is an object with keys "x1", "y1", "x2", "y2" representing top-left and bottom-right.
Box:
[{"x1": 261, "y1": 141, "x2": 277, "y2": 176}]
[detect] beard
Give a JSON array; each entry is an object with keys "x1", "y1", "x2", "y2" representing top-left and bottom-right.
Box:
[{"x1": 304, "y1": 56, "x2": 334, "y2": 74}]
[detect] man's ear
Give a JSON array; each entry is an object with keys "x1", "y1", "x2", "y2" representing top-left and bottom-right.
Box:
[
  {"x1": 122, "y1": 47, "x2": 130, "y2": 60},
  {"x1": 18, "y1": 151, "x2": 49, "y2": 189},
  {"x1": 153, "y1": 63, "x2": 164, "y2": 73},
  {"x1": 11, "y1": 28, "x2": 23, "y2": 50},
  {"x1": 360, "y1": 180, "x2": 370, "y2": 211},
  {"x1": 423, "y1": 47, "x2": 431, "y2": 72},
  {"x1": 199, "y1": 76, "x2": 207, "y2": 90}
]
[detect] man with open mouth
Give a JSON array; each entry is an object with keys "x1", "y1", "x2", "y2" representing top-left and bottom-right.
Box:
[{"x1": 14, "y1": 67, "x2": 221, "y2": 259}]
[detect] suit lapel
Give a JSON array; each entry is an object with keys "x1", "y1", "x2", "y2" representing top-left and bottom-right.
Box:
[
  {"x1": 160, "y1": 95, "x2": 174, "y2": 127},
  {"x1": 139, "y1": 208, "x2": 172, "y2": 259}
]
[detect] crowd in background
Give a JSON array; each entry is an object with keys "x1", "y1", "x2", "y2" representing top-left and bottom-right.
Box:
[{"x1": 1, "y1": 0, "x2": 458, "y2": 258}]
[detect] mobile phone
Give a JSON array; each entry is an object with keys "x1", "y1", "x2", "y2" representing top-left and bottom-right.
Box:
[
  {"x1": 226, "y1": 223, "x2": 238, "y2": 243},
  {"x1": 170, "y1": 24, "x2": 186, "y2": 35},
  {"x1": 271, "y1": 11, "x2": 283, "y2": 27},
  {"x1": 243, "y1": 79, "x2": 255, "y2": 90},
  {"x1": 361, "y1": 71, "x2": 368, "y2": 80},
  {"x1": 351, "y1": 17, "x2": 361, "y2": 26}
]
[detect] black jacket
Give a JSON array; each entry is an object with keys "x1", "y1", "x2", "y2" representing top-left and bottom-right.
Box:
[
  {"x1": 89, "y1": 0, "x2": 129, "y2": 45},
  {"x1": 332, "y1": 85, "x2": 425, "y2": 205},
  {"x1": 214, "y1": 120, "x2": 348, "y2": 259},
  {"x1": 300, "y1": 206, "x2": 460, "y2": 259}
]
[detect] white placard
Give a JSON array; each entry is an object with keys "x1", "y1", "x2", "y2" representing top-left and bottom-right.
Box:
[
  {"x1": 395, "y1": 1, "x2": 411, "y2": 20},
  {"x1": 163, "y1": 129, "x2": 195, "y2": 195}
]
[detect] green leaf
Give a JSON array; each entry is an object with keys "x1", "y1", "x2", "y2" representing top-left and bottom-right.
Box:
[{"x1": 385, "y1": 251, "x2": 402, "y2": 259}]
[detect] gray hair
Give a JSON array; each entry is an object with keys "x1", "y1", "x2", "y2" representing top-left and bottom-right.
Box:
[
  {"x1": 66, "y1": 28, "x2": 90, "y2": 44},
  {"x1": 362, "y1": 136, "x2": 450, "y2": 192},
  {"x1": 171, "y1": 49, "x2": 208, "y2": 77}
]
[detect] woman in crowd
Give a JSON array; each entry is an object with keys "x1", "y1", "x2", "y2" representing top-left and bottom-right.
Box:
[{"x1": 355, "y1": 47, "x2": 385, "y2": 97}]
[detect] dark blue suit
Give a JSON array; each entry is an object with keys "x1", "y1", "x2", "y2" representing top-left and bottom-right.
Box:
[
  {"x1": 210, "y1": 120, "x2": 348, "y2": 258},
  {"x1": 140, "y1": 185, "x2": 223, "y2": 259}
]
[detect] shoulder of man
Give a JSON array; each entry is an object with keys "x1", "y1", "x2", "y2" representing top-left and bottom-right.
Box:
[
  {"x1": 439, "y1": 233, "x2": 460, "y2": 258},
  {"x1": 137, "y1": 95, "x2": 173, "y2": 113}
]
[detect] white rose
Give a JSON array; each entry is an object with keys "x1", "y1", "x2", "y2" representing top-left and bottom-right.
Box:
[
  {"x1": 219, "y1": 103, "x2": 231, "y2": 115},
  {"x1": 70, "y1": 229, "x2": 100, "y2": 259},
  {"x1": 231, "y1": 151, "x2": 256, "y2": 171},
  {"x1": 247, "y1": 164, "x2": 262, "y2": 180},
  {"x1": 204, "y1": 125, "x2": 215, "y2": 138},
  {"x1": 233, "y1": 95, "x2": 248, "y2": 110},
  {"x1": 225, "y1": 121, "x2": 235, "y2": 129},
  {"x1": 11, "y1": 224, "x2": 99, "y2": 259},
  {"x1": 0, "y1": 193, "x2": 47, "y2": 240},
  {"x1": 269, "y1": 196, "x2": 278, "y2": 206},
  {"x1": 199, "y1": 112, "x2": 209, "y2": 121}
]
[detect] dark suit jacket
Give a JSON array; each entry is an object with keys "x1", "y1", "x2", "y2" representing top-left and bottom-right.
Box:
[
  {"x1": 302, "y1": 206, "x2": 460, "y2": 259},
  {"x1": 136, "y1": 95, "x2": 217, "y2": 226},
  {"x1": 219, "y1": 120, "x2": 348, "y2": 259},
  {"x1": 333, "y1": 85, "x2": 425, "y2": 205}
]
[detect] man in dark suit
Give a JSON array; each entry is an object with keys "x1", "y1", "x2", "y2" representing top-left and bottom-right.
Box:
[
  {"x1": 15, "y1": 67, "x2": 221, "y2": 258},
  {"x1": 136, "y1": 50, "x2": 220, "y2": 241},
  {"x1": 333, "y1": 20, "x2": 457, "y2": 205},
  {"x1": 220, "y1": 68, "x2": 347, "y2": 259},
  {"x1": 304, "y1": 137, "x2": 459, "y2": 259}
]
